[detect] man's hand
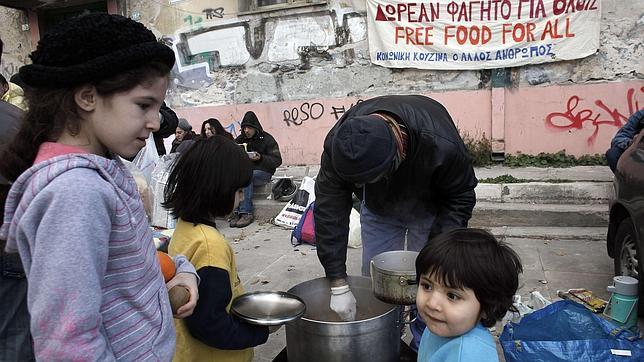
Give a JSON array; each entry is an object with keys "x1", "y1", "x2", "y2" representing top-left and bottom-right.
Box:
[
  {"x1": 248, "y1": 151, "x2": 261, "y2": 161},
  {"x1": 166, "y1": 272, "x2": 199, "y2": 318},
  {"x1": 330, "y1": 284, "x2": 357, "y2": 321}
]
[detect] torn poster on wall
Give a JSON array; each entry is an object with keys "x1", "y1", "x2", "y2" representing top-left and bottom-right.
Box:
[{"x1": 367, "y1": 0, "x2": 601, "y2": 70}]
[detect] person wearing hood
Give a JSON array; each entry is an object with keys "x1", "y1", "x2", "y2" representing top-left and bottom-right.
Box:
[
  {"x1": 314, "y1": 95, "x2": 477, "y2": 351},
  {"x1": 231, "y1": 111, "x2": 282, "y2": 228}
]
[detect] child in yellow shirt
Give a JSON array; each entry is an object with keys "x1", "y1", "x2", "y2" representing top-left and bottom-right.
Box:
[{"x1": 164, "y1": 136, "x2": 270, "y2": 362}]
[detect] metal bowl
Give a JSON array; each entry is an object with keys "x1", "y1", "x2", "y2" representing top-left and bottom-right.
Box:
[{"x1": 231, "y1": 291, "x2": 306, "y2": 326}]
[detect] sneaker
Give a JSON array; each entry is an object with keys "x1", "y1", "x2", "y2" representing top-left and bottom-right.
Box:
[
  {"x1": 229, "y1": 214, "x2": 241, "y2": 228},
  {"x1": 236, "y1": 213, "x2": 254, "y2": 228}
]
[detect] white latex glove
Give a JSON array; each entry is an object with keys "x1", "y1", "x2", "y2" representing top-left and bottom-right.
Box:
[{"x1": 330, "y1": 285, "x2": 357, "y2": 321}]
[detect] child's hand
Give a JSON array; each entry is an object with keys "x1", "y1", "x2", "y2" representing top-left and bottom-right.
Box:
[{"x1": 166, "y1": 272, "x2": 199, "y2": 318}]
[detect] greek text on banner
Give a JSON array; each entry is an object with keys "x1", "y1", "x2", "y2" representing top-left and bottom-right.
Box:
[{"x1": 367, "y1": 0, "x2": 601, "y2": 70}]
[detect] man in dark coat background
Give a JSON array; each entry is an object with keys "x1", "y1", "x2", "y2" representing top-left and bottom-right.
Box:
[
  {"x1": 314, "y1": 95, "x2": 478, "y2": 351},
  {"x1": 0, "y1": 37, "x2": 35, "y2": 361},
  {"x1": 231, "y1": 111, "x2": 282, "y2": 228},
  {"x1": 155, "y1": 102, "x2": 179, "y2": 156}
]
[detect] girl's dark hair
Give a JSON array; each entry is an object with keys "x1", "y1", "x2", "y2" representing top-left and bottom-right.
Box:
[
  {"x1": 0, "y1": 61, "x2": 170, "y2": 182},
  {"x1": 163, "y1": 135, "x2": 252, "y2": 222},
  {"x1": 201, "y1": 118, "x2": 234, "y2": 140},
  {"x1": 415, "y1": 228, "x2": 523, "y2": 328}
]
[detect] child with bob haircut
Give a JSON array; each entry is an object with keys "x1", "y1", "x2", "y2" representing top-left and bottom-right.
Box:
[
  {"x1": 0, "y1": 13, "x2": 199, "y2": 360},
  {"x1": 415, "y1": 228, "x2": 523, "y2": 362},
  {"x1": 164, "y1": 136, "x2": 272, "y2": 362}
]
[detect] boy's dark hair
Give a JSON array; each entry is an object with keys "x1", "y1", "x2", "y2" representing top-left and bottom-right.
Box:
[
  {"x1": 163, "y1": 136, "x2": 252, "y2": 222},
  {"x1": 0, "y1": 61, "x2": 170, "y2": 182},
  {"x1": 415, "y1": 228, "x2": 523, "y2": 328}
]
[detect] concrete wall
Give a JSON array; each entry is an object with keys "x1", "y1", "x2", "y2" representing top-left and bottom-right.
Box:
[
  {"x1": 0, "y1": 6, "x2": 32, "y2": 80},
  {"x1": 0, "y1": 0, "x2": 642, "y2": 164},
  {"x1": 123, "y1": 0, "x2": 644, "y2": 163},
  {"x1": 174, "y1": 80, "x2": 643, "y2": 165},
  {"x1": 118, "y1": 1, "x2": 641, "y2": 101}
]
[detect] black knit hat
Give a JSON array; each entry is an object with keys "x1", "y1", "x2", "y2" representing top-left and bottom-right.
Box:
[
  {"x1": 332, "y1": 114, "x2": 397, "y2": 184},
  {"x1": 20, "y1": 13, "x2": 175, "y2": 87}
]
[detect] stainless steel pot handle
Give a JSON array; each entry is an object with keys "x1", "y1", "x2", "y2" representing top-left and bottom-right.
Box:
[
  {"x1": 399, "y1": 276, "x2": 418, "y2": 286},
  {"x1": 400, "y1": 307, "x2": 417, "y2": 325}
]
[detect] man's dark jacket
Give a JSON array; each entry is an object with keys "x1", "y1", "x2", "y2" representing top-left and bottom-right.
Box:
[
  {"x1": 0, "y1": 101, "x2": 23, "y2": 253},
  {"x1": 315, "y1": 95, "x2": 478, "y2": 279},
  {"x1": 0, "y1": 101, "x2": 20, "y2": 181},
  {"x1": 234, "y1": 112, "x2": 282, "y2": 175}
]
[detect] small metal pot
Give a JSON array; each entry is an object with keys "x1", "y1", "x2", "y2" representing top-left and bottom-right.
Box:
[{"x1": 370, "y1": 250, "x2": 419, "y2": 305}]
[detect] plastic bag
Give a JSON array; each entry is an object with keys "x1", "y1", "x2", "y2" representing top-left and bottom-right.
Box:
[
  {"x1": 501, "y1": 294, "x2": 534, "y2": 325},
  {"x1": 500, "y1": 300, "x2": 643, "y2": 361},
  {"x1": 121, "y1": 160, "x2": 154, "y2": 221},
  {"x1": 150, "y1": 153, "x2": 179, "y2": 228},
  {"x1": 529, "y1": 291, "x2": 552, "y2": 310},
  {"x1": 132, "y1": 133, "x2": 159, "y2": 185},
  {"x1": 348, "y1": 208, "x2": 361, "y2": 248},
  {"x1": 274, "y1": 176, "x2": 315, "y2": 229}
]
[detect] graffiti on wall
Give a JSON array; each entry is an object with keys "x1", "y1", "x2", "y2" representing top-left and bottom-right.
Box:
[
  {"x1": 203, "y1": 7, "x2": 224, "y2": 19},
  {"x1": 1, "y1": 61, "x2": 20, "y2": 78},
  {"x1": 281, "y1": 99, "x2": 364, "y2": 126},
  {"x1": 168, "y1": 8, "x2": 363, "y2": 71},
  {"x1": 183, "y1": 14, "x2": 204, "y2": 29},
  {"x1": 545, "y1": 86, "x2": 644, "y2": 145}
]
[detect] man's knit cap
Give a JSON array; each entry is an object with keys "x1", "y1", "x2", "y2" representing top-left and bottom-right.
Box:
[
  {"x1": 20, "y1": 13, "x2": 175, "y2": 87},
  {"x1": 178, "y1": 118, "x2": 192, "y2": 131},
  {"x1": 331, "y1": 114, "x2": 397, "y2": 184}
]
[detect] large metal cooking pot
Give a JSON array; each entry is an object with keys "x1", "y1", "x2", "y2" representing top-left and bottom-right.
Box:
[
  {"x1": 370, "y1": 250, "x2": 419, "y2": 305},
  {"x1": 286, "y1": 276, "x2": 401, "y2": 362}
]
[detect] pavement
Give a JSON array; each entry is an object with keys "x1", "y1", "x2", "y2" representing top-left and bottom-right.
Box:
[
  {"x1": 192, "y1": 165, "x2": 641, "y2": 361},
  {"x1": 221, "y1": 222, "x2": 641, "y2": 362}
]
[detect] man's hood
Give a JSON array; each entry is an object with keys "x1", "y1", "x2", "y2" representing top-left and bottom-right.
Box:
[
  {"x1": 240, "y1": 111, "x2": 263, "y2": 134},
  {"x1": 1, "y1": 154, "x2": 136, "y2": 252}
]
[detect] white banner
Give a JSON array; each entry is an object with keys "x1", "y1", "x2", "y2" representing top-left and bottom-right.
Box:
[{"x1": 367, "y1": 0, "x2": 601, "y2": 70}]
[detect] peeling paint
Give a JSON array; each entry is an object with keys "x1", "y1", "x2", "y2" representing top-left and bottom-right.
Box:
[
  {"x1": 0, "y1": 0, "x2": 641, "y2": 146},
  {"x1": 268, "y1": 16, "x2": 336, "y2": 62}
]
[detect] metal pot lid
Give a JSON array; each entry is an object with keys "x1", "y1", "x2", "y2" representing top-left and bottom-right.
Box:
[
  {"x1": 371, "y1": 250, "x2": 419, "y2": 275},
  {"x1": 231, "y1": 291, "x2": 306, "y2": 326}
]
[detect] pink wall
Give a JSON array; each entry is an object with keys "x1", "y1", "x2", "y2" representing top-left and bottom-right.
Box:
[
  {"x1": 505, "y1": 81, "x2": 643, "y2": 155},
  {"x1": 175, "y1": 81, "x2": 643, "y2": 165}
]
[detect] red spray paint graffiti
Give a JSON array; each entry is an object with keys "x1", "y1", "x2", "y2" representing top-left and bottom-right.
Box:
[{"x1": 545, "y1": 87, "x2": 643, "y2": 145}]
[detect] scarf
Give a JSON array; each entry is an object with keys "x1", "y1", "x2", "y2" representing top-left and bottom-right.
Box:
[{"x1": 374, "y1": 112, "x2": 408, "y2": 163}]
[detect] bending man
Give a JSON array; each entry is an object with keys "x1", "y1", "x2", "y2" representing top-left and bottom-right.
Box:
[{"x1": 314, "y1": 95, "x2": 477, "y2": 350}]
